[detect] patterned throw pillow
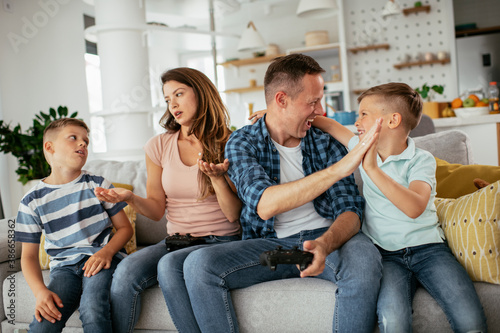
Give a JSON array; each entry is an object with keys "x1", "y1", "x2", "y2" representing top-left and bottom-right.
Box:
[
  {"x1": 435, "y1": 180, "x2": 500, "y2": 284},
  {"x1": 38, "y1": 183, "x2": 137, "y2": 269}
]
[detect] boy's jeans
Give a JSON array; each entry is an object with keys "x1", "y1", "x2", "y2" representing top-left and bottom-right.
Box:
[
  {"x1": 377, "y1": 242, "x2": 487, "y2": 333},
  {"x1": 29, "y1": 255, "x2": 119, "y2": 333}
]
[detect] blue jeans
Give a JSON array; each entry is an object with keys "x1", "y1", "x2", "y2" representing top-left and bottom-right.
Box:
[
  {"x1": 158, "y1": 235, "x2": 242, "y2": 333},
  {"x1": 111, "y1": 235, "x2": 240, "y2": 333},
  {"x1": 29, "y1": 256, "x2": 119, "y2": 333},
  {"x1": 376, "y1": 242, "x2": 487, "y2": 333},
  {"x1": 177, "y1": 229, "x2": 382, "y2": 333},
  {"x1": 110, "y1": 240, "x2": 169, "y2": 333}
]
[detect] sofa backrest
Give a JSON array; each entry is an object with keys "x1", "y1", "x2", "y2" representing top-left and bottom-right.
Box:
[
  {"x1": 85, "y1": 130, "x2": 473, "y2": 246},
  {"x1": 84, "y1": 159, "x2": 168, "y2": 246}
]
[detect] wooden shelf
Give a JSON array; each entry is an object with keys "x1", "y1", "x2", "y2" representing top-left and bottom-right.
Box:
[
  {"x1": 456, "y1": 25, "x2": 500, "y2": 38},
  {"x1": 393, "y1": 58, "x2": 450, "y2": 69},
  {"x1": 353, "y1": 89, "x2": 367, "y2": 95},
  {"x1": 402, "y1": 5, "x2": 431, "y2": 16},
  {"x1": 218, "y1": 54, "x2": 285, "y2": 68},
  {"x1": 348, "y1": 44, "x2": 390, "y2": 54},
  {"x1": 221, "y1": 86, "x2": 264, "y2": 94}
]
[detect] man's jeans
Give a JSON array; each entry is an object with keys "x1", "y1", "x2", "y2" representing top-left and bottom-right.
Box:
[
  {"x1": 29, "y1": 256, "x2": 119, "y2": 333},
  {"x1": 111, "y1": 236, "x2": 239, "y2": 333},
  {"x1": 172, "y1": 229, "x2": 382, "y2": 333},
  {"x1": 377, "y1": 242, "x2": 487, "y2": 333}
]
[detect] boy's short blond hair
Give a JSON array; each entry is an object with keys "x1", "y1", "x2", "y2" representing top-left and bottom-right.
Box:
[
  {"x1": 43, "y1": 118, "x2": 89, "y2": 144},
  {"x1": 358, "y1": 83, "x2": 423, "y2": 132}
]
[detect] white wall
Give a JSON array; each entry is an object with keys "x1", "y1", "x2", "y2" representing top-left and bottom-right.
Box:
[{"x1": 0, "y1": 0, "x2": 91, "y2": 215}]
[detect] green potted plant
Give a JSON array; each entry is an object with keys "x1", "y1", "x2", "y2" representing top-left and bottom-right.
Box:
[
  {"x1": 0, "y1": 106, "x2": 79, "y2": 185},
  {"x1": 415, "y1": 83, "x2": 444, "y2": 118}
]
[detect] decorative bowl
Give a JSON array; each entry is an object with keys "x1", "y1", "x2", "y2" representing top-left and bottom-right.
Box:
[{"x1": 453, "y1": 106, "x2": 489, "y2": 118}]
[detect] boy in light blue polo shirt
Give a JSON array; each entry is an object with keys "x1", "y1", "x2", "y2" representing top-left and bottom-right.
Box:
[{"x1": 313, "y1": 82, "x2": 486, "y2": 332}]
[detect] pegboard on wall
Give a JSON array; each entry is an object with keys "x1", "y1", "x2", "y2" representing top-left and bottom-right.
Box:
[{"x1": 343, "y1": 0, "x2": 458, "y2": 109}]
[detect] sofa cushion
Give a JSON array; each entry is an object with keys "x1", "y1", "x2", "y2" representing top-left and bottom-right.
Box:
[
  {"x1": 434, "y1": 157, "x2": 500, "y2": 198},
  {"x1": 413, "y1": 130, "x2": 474, "y2": 165},
  {"x1": 435, "y1": 180, "x2": 500, "y2": 284}
]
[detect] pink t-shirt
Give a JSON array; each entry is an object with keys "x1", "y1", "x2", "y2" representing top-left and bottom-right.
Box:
[{"x1": 144, "y1": 131, "x2": 240, "y2": 237}]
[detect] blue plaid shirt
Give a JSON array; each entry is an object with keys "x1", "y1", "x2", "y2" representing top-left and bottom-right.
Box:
[{"x1": 226, "y1": 115, "x2": 364, "y2": 239}]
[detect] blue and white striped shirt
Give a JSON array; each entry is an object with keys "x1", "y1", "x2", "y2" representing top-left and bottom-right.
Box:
[
  {"x1": 225, "y1": 115, "x2": 364, "y2": 239},
  {"x1": 15, "y1": 171, "x2": 127, "y2": 269}
]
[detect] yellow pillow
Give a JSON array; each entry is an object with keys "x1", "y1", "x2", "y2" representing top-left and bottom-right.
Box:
[
  {"x1": 435, "y1": 180, "x2": 500, "y2": 284},
  {"x1": 112, "y1": 183, "x2": 137, "y2": 255},
  {"x1": 39, "y1": 233, "x2": 50, "y2": 270},
  {"x1": 435, "y1": 157, "x2": 500, "y2": 198},
  {"x1": 38, "y1": 183, "x2": 137, "y2": 269}
]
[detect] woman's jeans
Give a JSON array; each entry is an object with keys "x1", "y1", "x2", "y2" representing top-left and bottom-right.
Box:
[
  {"x1": 376, "y1": 242, "x2": 487, "y2": 333},
  {"x1": 162, "y1": 229, "x2": 382, "y2": 333},
  {"x1": 111, "y1": 235, "x2": 239, "y2": 333},
  {"x1": 29, "y1": 256, "x2": 119, "y2": 333}
]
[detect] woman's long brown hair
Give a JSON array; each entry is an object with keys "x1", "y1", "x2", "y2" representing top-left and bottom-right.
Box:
[{"x1": 159, "y1": 67, "x2": 232, "y2": 200}]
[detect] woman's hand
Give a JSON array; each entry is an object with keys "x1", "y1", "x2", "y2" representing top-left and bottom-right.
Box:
[
  {"x1": 95, "y1": 187, "x2": 133, "y2": 203},
  {"x1": 248, "y1": 109, "x2": 267, "y2": 124},
  {"x1": 198, "y1": 158, "x2": 229, "y2": 179}
]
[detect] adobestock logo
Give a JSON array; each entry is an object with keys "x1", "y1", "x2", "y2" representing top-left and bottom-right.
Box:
[{"x1": 6, "y1": 0, "x2": 70, "y2": 54}]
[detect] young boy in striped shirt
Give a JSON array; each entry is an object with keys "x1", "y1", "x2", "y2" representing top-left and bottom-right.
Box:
[{"x1": 15, "y1": 118, "x2": 133, "y2": 333}]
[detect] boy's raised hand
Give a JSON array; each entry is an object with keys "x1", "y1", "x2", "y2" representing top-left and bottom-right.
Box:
[
  {"x1": 95, "y1": 187, "x2": 132, "y2": 203},
  {"x1": 34, "y1": 288, "x2": 63, "y2": 323}
]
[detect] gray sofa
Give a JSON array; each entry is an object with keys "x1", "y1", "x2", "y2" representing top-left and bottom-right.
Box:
[{"x1": 2, "y1": 129, "x2": 499, "y2": 332}]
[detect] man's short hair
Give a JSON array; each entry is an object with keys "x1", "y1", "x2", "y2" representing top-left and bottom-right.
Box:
[
  {"x1": 264, "y1": 53, "x2": 325, "y2": 104},
  {"x1": 358, "y1": 82, "x2": 423, "y2": 131},
  {"x1": 43, "y1": 118, "x2": 89, "y2": 144}
]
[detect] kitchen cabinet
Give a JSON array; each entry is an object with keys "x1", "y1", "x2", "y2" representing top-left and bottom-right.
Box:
[{"x1": 433, "y1": 114, "x2": 500, "y2": 166}]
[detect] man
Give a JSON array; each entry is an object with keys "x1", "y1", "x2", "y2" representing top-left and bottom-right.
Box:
[{"x1": 182, "y1": 54, "x2": 382, "y2": 332}]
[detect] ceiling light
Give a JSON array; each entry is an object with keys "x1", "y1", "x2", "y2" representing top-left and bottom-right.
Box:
[
  {"x1": 237, "y1": 21, "x2": 266, "y2": 52},
  {"x1": 296, "y1": 0, "x2": 338, "y2": 19}
]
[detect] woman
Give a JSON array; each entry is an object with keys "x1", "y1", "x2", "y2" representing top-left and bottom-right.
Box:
[{"x1": 95, "y1": 67, "x2": 241, "y2": 333}]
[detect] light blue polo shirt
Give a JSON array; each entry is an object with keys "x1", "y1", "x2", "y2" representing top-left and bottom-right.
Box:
[{"x1": 348, "y1": 136, "x2": 444, "y2": 251}]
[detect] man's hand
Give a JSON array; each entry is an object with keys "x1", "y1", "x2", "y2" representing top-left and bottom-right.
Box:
[
  {"x1": 34, "y1": 288, "x2": 63, "y2": 323},
  {"x1": 94, "y1": 187, "x2": 132, "y2": 203},
  {"x1": 83, "y1": 249, "x2": 113, "y2": 277},
  {"x1": 299, "y1": 240, "x2": 329, "y2": 278}
]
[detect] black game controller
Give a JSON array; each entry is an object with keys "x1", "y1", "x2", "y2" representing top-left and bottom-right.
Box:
[
  {"x1": 260, "y1": 246, "x2": 314, "y2": 271},
  {"x1": 165, "y1": 233, "x2": 206, "y2": 252}
]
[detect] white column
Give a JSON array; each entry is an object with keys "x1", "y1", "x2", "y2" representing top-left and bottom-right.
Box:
[{"x1": 91, "y1": 0, "x2": 153, "y2": 159}]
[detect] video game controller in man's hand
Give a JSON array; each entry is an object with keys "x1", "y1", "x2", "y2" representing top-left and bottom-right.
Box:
[
  {"x1": 259, "y1": 246, "x2": 314, "y2": 271},
  {"x1": 165, "y1": 233, "x2": 206, "y2": 252}
]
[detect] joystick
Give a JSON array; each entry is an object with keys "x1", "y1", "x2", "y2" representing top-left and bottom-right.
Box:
[
  {"x1": 165, "y1": 233, "x2": 206, "y2": 252},
  {"x1": 260, "y1": 246, "x2": 314, "y2": 271}
]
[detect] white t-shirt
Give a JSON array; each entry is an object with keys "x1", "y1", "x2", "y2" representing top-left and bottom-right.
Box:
[{"x1": 271, "y1": 139, "x2": 332, "y2": 238}]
